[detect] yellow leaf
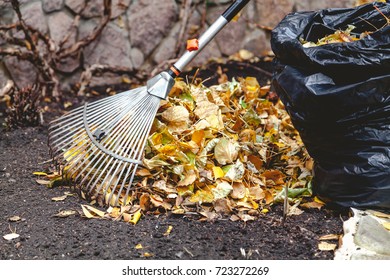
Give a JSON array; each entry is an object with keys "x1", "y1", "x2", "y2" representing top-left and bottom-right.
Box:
[
  {"x1": 135, "y1": 243, "x2": 143, "y2": 249},
  {"x1": 121, "y1": 76, "x2": 131, "y2": 84},
  {"x1": 318, "y1": 242, "x2": 337, "y2": 251},
  {"x1": 81, "y1": 205, "x2": 106, "y2": 218},
  {"x1": 383, "y1": 222, "x2": 390, "y2": 231},
  {"x1": 189, "y1": 188, "x2": 214, "y2": 203},
  {"x1": 191, "y1": 130, "x2": 205, "y2": 146},
  {"x1": 261, "y1": 208, "x2": 269, "y2": 214},
  {"x1": 129, "y1": 209, "x2": 142, "y2": 225},
  {"x1": 143, "y1": 252, "x2": 153, "y2": 257},
  {"x1": 314, "y1": 196, "x2": 326, "y2": 205},
  {"x1": 24, "y1": 40, "x2": 31, "y2": 50},
  {"x1": 212, "y1": 166, "x2": 224, "y2": 179},
  {"x1": 163, "y1": 225, "x2": 173, "y2": 236},
  {"x1": 177, "y1": 185, "x2": 194, "y2": 197},
  {"x1": 238, "y1": 49, "x2": 254, "y2": 60},
  {"x1": 33, "y1": 172, "x2": 47, "y2": 176}
]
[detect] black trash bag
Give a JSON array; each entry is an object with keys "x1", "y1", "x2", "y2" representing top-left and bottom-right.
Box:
[{"x1": 271, "y1": 2, "x2": 390, "y2": 209}]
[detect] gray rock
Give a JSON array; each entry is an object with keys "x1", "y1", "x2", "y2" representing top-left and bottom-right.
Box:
[
  {"x1": 54, "y1": 55, "x2": 81, "y2": 74},
  {"x1": 42, "y1": 0, "x2": 64, "y2": 13},
  {"x1": 152, "y1": 23, "x2": 181, "y2": 64},
  {"x1": 83, "y1": 23, "x2": 133, "y2": 69},
  {"x1": 255, "y1": 0, "x2": 294, "y2": 28},
  {"x1": 128, "y1": 0, "x2": 178, "y2": 58},
  {"x1": 130, "y1": 48, "x2": 145, "y2": 69},
  {"x1": 243, "y1": 29, "x2": 270, "y2": 56},
  {"x1": 19, "y1": 1, "x2": 49, "y2": 34},
  {"x1": 0, "y1": 63, "x2": 11, "y2": 89},
  {"x1": 295, "y1": 0, "x2": 351, "y2": 12},
  {"x1": 65, "y1": 0, "x2": 101, "y2": 18},
  {"x1": 207, "y1": 6, "x2": 247, "y2": 56},
  {"x1": 111, "y1": 0, "x2": 131, "y2": 18},
  {"x1": 354, "y1": 215, "x2": 390, "y2": 256},
  {"x1": 4, "y1": 56, "x2": 38, "y2": 89},
  {"x1": 153, "y1": 36, "x2": 177, "y2": 64},
  {"x1": 65, "y1": 0, "x2": 130, "y2": 18},
  {"x1": 191, "y1": 39, "x2": 221, "y2": 67},
  {"x1": 48, "y1": 11, "x2": 75, "y2": 47}
]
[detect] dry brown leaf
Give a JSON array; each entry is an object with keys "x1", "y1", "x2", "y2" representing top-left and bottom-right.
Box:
[
  {"x1": 319, "y1": 234, "x2": 340, "y2": 241},
  {"x1": 214, "y1": 198, "x2": 233, "y2": 214},
  {"x1": 8, "y1": 216, "x2": 21, "y2": 222},
  {"x1": 231, "y1": 182, "x2": 246, "y2": 199},
  {"x1": 51, "y1": 194, "x2": 68, "y2": 202},
  {"x1": 194, "y1": 100, "x2": 219, "y2": 119},
  {"x1": 162, "y1": 106, "x2": 190, "y2": 123},
  {"x1": 300, "y1": 201, "x2": 324, "y2": 210},
  {"x1": 3, "y1": 233, "x2": 20, "y2": 241},
  {"x1": 318, "y1": 242, "x2": 337, "y2": 251},
  {"x1": 81, "y1": 204, "x2": 106, "y2": 219},
  {"x1": 54, "y1": 209, "x2": 78, "y2": 218},
  {"x1": 214, "y1": 138, "x2": 240, "y2": 165}
]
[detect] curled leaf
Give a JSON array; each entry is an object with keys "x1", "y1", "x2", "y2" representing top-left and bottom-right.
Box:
[{"x1": 214, "y1": 138, "x2": 240, "y2": 165}]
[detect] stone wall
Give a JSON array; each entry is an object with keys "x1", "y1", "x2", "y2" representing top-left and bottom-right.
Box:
[{"x1": 0, "y1": 0, "x2": 355, "y2": 92}]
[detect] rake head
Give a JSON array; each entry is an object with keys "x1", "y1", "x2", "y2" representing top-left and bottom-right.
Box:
[{"x1": 48, "y1": 72, "x2": 174, "y2": 206}]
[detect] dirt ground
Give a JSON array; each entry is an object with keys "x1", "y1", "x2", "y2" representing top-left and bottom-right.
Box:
[{"x1": 0, "y1": 59, "x2": 348, "y2": 260}]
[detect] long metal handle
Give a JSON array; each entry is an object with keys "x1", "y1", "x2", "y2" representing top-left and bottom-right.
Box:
[{"x1": 169, "y1": 0, "x2": 249, "y2": 76}]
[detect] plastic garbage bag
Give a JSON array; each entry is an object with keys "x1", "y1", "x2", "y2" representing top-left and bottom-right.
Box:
[{"x1": 271, "y1": 2, "x2": 390, "y2": 209}]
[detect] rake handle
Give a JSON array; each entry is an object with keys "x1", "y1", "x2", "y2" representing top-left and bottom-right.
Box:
[{"x1": 169, "y1": 0, "x2": 250, "y2": 77}]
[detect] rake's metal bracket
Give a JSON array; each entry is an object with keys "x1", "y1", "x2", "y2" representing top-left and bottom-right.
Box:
[
  {"x1": 146, "y1": 71, "x2": 175, "y2": 100},
  {"x1": 82, "y1": 103, "x2": 143, "y2": 166}
]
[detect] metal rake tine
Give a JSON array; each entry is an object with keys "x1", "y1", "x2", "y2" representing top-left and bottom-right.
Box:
[
  {"x1": 97, "y1": 96, "x2": 160, "y2": 203},
  {"x1": 88, "y1": 94, "x2": 155, "y2": 197}
]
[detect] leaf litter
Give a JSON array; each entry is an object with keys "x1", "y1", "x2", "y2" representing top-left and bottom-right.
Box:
[{"x1": 36, "y1": 75, "x2": 318, "y2": 224}]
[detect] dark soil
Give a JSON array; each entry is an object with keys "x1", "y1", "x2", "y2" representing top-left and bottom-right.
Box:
[{"x1": 0, "y1": 59, "x2": 347, "y2": 260}]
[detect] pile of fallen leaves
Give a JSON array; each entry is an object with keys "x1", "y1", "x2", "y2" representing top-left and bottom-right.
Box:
[
  {"x1": 300, "y1": 3, "x2": 389, "y2": 48},
  {"x1": 36, "y1": 76, "x2": 321, "y2": 224}
]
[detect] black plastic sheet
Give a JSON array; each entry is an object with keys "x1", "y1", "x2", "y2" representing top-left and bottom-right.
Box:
[{"x1": 271, "y1": 2, "x2": 390, "y2": 209}]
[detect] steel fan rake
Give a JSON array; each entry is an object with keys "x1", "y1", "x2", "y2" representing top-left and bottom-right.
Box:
[{"x1": 48, "y1": 0, "x2": 249, "y2": 206}]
